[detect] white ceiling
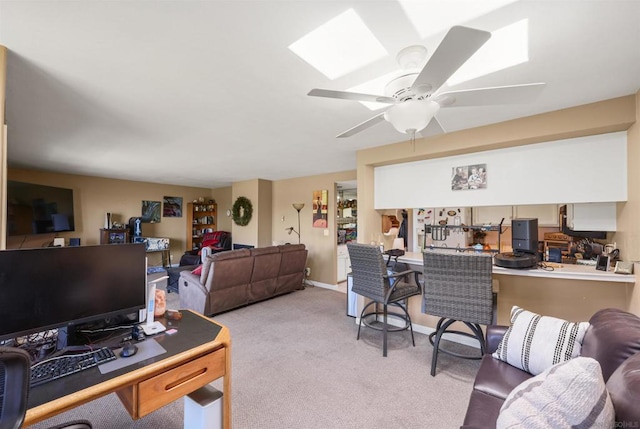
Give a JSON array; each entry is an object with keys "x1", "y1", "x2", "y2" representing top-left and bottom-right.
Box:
[{"x1": 1, "y1": 1, "x2": 639, "y2": 189}]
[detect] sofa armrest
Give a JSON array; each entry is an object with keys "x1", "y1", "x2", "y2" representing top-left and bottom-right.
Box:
[
  {"x1": 178, "y1": 271, "x2": 209, "y2": 314},
  {"x1": 486, "y1": 325, "x2": 509, "y2": 354}
]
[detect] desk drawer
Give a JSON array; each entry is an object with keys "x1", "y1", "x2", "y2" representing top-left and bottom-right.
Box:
[{"x1": 137, "y1": 348, "x2": 226, "y2": 417}]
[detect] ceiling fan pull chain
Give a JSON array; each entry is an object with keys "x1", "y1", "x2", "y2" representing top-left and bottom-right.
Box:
[{"x1": 409, "y1": 129, "x2": 416, "y2": 152}]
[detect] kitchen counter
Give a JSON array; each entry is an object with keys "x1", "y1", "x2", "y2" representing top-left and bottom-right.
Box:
[{"x1": 397, "y1": 251, "x2": 635, "y2": 284}]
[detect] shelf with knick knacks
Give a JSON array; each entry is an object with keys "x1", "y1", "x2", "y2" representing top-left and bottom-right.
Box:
[{"x1": 186, "y1": 201, "x2": 217, "y2": 251}]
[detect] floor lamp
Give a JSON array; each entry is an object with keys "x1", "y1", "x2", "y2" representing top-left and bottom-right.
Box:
[{"x1": 288, "y1": 203, "x2": 305, "y2": 244}]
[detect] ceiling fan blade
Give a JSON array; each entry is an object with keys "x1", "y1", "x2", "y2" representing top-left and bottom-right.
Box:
[
  {"x1": 336, "y1": 113, "x2": 386, "y2": 138},
  {"x1": 308, "y1": 88, "x2": 395, "y2": 104},
  {"x1": 427, "y1": 116, "x2": 446, "y2": 135},
  {"x1": 411, "y1": 26, "x2": 491, "y2": 95},
  {"x1": 434, "y1": 83, "x2": 546, "y2": 107},
  {"x1": 414, "y1": 116, "x2": 446, "y2": 139}
]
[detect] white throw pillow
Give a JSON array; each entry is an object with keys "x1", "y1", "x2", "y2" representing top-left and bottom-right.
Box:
[
  {"x1": 493, "y1": 306, "x2": 590, "y2": 375},
  {"x1": 496, "y1": 357, "x2": 614, "y2": 429}
]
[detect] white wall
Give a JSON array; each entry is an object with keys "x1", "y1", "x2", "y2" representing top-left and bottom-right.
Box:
[{"x1": 374, "y1": 132, "x2": 627, "y2": 209}]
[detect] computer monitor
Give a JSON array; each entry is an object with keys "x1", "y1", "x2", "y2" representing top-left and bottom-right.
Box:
[{"x1": 0, "y1": 243, "x2": 147, "y2": 343}]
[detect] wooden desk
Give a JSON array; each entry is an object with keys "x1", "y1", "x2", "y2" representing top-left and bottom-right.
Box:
[{"x1": 25, "y1": 311, "x2": 231, "y2": 429}]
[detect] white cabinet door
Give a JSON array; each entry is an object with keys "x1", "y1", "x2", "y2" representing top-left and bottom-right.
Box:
[
  {"x1": 472, "y1": 206, "x2": 513, "y2": 226},
  {"x1": 567, "y1": 203, "x2": 617, "y2": 231},
  {"x1": 513, "y1": 204, "x2": 559, "y2": 226}
]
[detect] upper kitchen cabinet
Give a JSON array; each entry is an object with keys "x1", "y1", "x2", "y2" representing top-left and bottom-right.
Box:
[
  {"x1": 567, "y1": 203, "x2": 617, "y2": 231},
  {"x1": 472, "y1": 206, "x2": 513, "y2": 226},
  {"x1": 513, "y1": 204, "x2": 559, "y2": 227}
]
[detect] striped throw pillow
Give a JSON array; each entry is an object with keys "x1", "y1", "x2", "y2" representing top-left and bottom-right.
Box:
[
  {"x1": 493, "y1": 306, "x2": 590, "y2": 375},
  {"x1": 496, "y1": 357, "x2": 614, "y2": 429}
]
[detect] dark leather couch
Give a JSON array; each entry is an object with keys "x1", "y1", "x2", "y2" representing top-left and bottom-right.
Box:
[
  {"x1": 462, "y1": 308, "x2": 640, "y2": 428},
  {"x1": 179, "y1": 244, "x2": 307, "y2": 315}
]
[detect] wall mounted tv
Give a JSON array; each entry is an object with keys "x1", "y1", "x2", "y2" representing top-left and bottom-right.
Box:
[{"x1": 6, "y1": 180, "x2": 75, "y2": 236}]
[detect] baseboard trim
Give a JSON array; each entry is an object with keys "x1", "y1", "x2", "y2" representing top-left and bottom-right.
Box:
[{"x1": 310, "y1": 281, "x2": 339, "y2": 291}]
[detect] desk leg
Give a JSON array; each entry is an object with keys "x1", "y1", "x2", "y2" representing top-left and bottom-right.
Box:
[
  {"x1": 161, "y1": 250, "x2": 171, "y2": 268},
  {"x1": 223, "y1": 345, "x2": 232, "y2": 429}
]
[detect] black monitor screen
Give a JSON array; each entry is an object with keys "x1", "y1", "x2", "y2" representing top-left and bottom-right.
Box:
[{"x1": 0, "y1": 244, "x2": 147, "y2": 341}]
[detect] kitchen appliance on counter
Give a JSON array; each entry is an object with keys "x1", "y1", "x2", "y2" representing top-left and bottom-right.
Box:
[
  {"x1": 494, "y1": 218, "x2": 539, "y2": 269},
  {"x1": 413, "y1": 207, "x2": 471, "y2": 252}
]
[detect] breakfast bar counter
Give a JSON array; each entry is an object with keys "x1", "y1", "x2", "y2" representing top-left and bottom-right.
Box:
[
  {"x1": 397, "y1": 251, "x2": 635, "y2": 283},
  {"x1": 390, "y1": 250, "x2": 635, "y2": 326}
]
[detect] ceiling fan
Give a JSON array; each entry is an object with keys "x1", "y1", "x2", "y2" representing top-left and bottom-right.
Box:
[{"x1": 308, "y1": 25, "x2": 546, "y2": 138}]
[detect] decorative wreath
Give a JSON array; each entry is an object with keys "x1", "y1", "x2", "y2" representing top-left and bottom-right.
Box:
[{"x1": 232, "y1": 196, "x2": 253, "y2": 226}]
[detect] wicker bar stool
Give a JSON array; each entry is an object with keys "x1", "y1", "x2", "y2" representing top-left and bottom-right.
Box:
[
  {"x1": 347, "y1": 243, "x2": 421, "y2": 357},
  {"x1": 422, "y1": 251, "x2": 494, "y2": 376}
]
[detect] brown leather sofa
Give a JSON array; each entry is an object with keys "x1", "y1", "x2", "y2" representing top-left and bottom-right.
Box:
[
  {"x1": 461, "y1": 308, "x2": 640, "y2": 428},
  {"x1": 178, "y1": 244, "x2": 307, "y2": 315}
]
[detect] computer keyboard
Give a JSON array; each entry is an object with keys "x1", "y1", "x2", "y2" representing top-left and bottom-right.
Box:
[{"x1": 30, "y1": 347, "x2": 117, "y2": 388}]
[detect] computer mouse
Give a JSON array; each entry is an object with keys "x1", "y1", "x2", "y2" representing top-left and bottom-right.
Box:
[{"x1": 120, "y1": 343, "x2": 138, "y2": 358}]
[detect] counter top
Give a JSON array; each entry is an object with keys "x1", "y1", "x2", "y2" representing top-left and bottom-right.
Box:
[{"x1": 397, "y1": 251, "x2": 635, "y2": 284}]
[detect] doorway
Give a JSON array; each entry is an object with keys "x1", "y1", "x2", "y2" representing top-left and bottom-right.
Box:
[{"x1": 336, "y1": 181, "x2": 356, "y2": 291}]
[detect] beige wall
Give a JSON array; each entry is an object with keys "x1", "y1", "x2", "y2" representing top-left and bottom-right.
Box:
[
  {"x1": 225, "y1": 172, "x2": 364, "y2": 283},
  {"x1": 7, "y1": 168, "x2": 211, "y2": 267},
  {"x1": 272, "y1": 170, "x2": 356, "y2": 286},
  {"x1": 211, "y1": 186, "x2": 233, "y2": 233},
  {"x1": 613, "y1": 89, "x2": 640, "y2": 312},
  {"x1": 230, "y1": 179, "x2": 262, "y2": 247},
  {"x1": 357, "y1": 95, "x2": 638, "y2": 323},
  {"x1": 2, "y1": 165, "x2": 355, "y2": 286}
]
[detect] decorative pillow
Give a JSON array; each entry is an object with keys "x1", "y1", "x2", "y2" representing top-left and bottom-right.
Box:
[
  {"x1": 493, "y1": 306, "x2": 590, "y2": 375},
  {"x1": 496, "y1": 357, "x2": 614, "y2": 429},
  {"x1": 191, "y1": 265, "x2": 202, "y2": 275}
]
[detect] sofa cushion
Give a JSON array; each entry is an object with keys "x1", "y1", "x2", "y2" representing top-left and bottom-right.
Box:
[
  {"x1": 202, "y1": 247, "x2": 251, "y2": 283},
  {"x1": 462, "y1": 389, "x2": 507, "y2": 428},
  {"x1": 276, "y1": 245, "x2": 307, "y2": 293},
  {"x1": 496, "y1": 357, "x2": 614, "y2": 429},
  {"x1": 493, "y1": 306, "x2": 589, "y2": 375},
  {"x1": 606, "y1": 351, "x2": 640, "y2": 424},
  {"x1": 191, "y1": 265, "x2": 202, "y2": 276},
  {"x1": 581, "y1": 308, "x2": 640, "y2": 381},
  {"x1": 473, "y1": 355, "x2": 533, "y2": 400},
  {"x1": 248, "y1": 247, "x2": 281, "y2": 301}
]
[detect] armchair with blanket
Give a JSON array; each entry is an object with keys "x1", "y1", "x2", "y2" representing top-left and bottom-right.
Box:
[{"x1": 180, "y1": 231, "x2": 232, "y2": 266}]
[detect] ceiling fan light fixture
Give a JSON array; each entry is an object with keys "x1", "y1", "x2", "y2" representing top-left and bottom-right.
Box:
[
  {"x1": 396, "y1": 45, "x2": 428, "y2": 70},
  {"x1": 384, "y1": 100, "x2": 440, "y2": 134}
]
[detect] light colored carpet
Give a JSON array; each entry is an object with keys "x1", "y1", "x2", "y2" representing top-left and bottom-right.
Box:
[{"x1": 28, "y1": 286, "x2": 480, "y2": 428}]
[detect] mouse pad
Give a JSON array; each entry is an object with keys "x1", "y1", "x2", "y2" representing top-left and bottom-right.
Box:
[{"x1": 98, "y1": 339, "x2": 167, "y2": 374}]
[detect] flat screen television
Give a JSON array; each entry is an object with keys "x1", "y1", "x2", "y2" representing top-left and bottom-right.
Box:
[
  {"x1": 6, "y1": 180, "x2": 75, "y2": 236},
  {"x1": 0, "y1": 243, "x2": 147, "y2": 342}
]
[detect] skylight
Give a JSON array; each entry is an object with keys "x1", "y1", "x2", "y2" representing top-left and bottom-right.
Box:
[
  {"x1": 398, "y1": 0, "x2": 519, "y2": 39},
  {"x1": 447, "y1": 19, "x2": 529, "y2": 86},
  {"x1": 288, "y1": 9, "x2": 388, "y2": 80}
]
